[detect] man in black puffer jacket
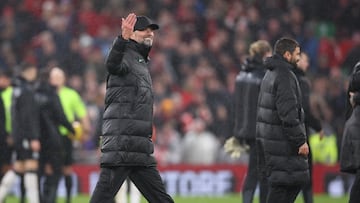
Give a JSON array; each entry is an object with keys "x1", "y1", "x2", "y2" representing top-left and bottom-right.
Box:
[
  {"x1": 340, "y1": 61, "x2": 360, "y2": 203},
  {"x1": 346, "y1": 61, "x2": 360, "y2": 120},
  {"x1": 90, "y1": 13, "x2": 174, "y2": 203},
  {"x1": 256, "y1": 38, "x2": 309, "y2": 203}
]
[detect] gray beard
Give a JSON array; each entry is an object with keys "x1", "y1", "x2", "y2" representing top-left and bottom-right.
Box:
[{"x1": 143, "y1": 38, "x2": 153, "y2": 47}]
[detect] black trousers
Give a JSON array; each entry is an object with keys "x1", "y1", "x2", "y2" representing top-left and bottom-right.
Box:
[
  {"x1": 90, "y1": 166, "x2": 174, "y2": 203},
  {"x1": 267, "y1": 184, "x2": 302, "y2": 203},
  {"x1": 349, "y1": 170, "x2": 360, "y2": 203},
  {"x1": 39, "y1": 148, "x2": 63, "y2": 203},
  {"x1": 242, "y1": 140, "x2": 268, "y2": 203}
]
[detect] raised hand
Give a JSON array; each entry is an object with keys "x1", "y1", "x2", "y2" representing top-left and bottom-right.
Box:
[{"x1": 121, "y1": 13, "x2": 137, "y2": 40}]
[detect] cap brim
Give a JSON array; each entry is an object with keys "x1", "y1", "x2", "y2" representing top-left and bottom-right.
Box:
[
  {"x1": 148, "y1": 24, "x2": 159, "y2": 30},
  {"x1": 136, "y1": 24, "x2": 159, "y2": 31},
  {"x1": 134, "y1": 16, "x2": 160, "y2": 31}
]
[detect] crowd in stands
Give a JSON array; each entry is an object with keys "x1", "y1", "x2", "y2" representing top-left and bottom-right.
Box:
[{"x1": 1, "y1": 0, "x2": 360, "y2": 165}]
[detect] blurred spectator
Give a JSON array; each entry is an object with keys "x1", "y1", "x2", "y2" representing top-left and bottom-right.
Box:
[
  {"x1": 61, "y1": 37, "x2": 86, "y2": 76},
  {"x1": 180, "y1": 118, "x2": 220, "y2": 164},
  {"x1": 342, "y1": 31, "x2": 360, "y2": 74},
  {"x1": 154, "y1": 121, "x2": 182, "y2": 165},
  {"x1": 204, "y1": 76, "x2": 232, "y2": 143}
]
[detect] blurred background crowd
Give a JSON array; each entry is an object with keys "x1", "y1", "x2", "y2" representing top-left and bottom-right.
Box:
[{"x1": 1, "y1": 0, "x2": 360, "y2": 165}]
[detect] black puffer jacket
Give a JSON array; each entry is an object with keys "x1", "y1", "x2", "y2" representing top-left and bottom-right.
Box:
[
  {"x1": 346, "y1": 61, "x2": 360, "y2": 120},
  {"x1": 101, "y1": 36, "x2": 156, "y2": 167},
  {"x1": 234, "y1": 57, "x2": 266, "y2": 141},
  {"x1": 341, "y1": 61, "x2": 360, "y2": 173},
  {"x1": 340, "y1": 106, "x2": 360, "y2": 174},
  {"x1": 256, "y1": 54, "x2": 309, "y2": 186}
]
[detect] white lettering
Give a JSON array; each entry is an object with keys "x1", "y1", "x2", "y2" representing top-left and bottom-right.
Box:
[{"x1": 161, "y1": 170, "x2": 234, "y2": 196}]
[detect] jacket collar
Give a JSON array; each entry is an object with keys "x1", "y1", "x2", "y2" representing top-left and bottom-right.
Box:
[
  {"x1": 292, "y1": 66, "x2": 306, "y2": 76},
  {"x1": 128, "y1": 39, "x2": 151, "y2": 62},
  {"x1": 265, "y1": 54, "x2": 295, "y2": 71}
]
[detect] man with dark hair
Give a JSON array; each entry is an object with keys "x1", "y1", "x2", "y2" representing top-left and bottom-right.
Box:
[
  {"x1": 340, "y1": 61, "x2": 360, "y2": 203},
  {"x1": 225, "y1": 40, "x2": 272, "y2": 203},
  {"x1": 346, "y1": 61, "x2": 360, "y2": 119},
  {"x1": 89, "y1": 13, "x2": 174, "y2": 203},
  {"x1": 256, "y1": 38, "x2": 309, "y2": 203},
  {"x1": 0, "y1": 63, "x2": 41, "y2": 203}
]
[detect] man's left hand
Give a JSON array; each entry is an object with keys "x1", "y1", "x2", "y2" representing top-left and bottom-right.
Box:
[{"x1": 298, "y1": 142, "x2": 309, "y2": 156}]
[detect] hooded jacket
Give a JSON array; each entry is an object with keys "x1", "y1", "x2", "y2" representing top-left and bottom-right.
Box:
[
  {"x1": 256, "y1": 54, "x2": 309, "y2": 186},
  {"x1": 340, "y1": 105, "x2": 360, "y2": 173},
  {"x1": 234, "y1": 56, "x2": 266, "y2": 141},
  {"x1": 101, "y1": 36, "x2": 156, "y2": 167},
  {"x1": 341, "y1": 62, "x2": 360, "y2": 173}
]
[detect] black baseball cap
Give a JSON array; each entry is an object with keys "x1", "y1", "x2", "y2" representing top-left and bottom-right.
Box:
[{"x1": 134, "y1": 16, "x2": 159, "y2": 31}]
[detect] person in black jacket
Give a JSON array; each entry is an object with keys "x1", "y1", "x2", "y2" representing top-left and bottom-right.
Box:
[
  {"x1": 0, "y1": 63, "x2": 41, "y2": 203},
  {"x1": 256, "y1": 38, "x2": 309, "y2": 203},
  {"x1": 0, "y1": 69, "x2": 13, "y2": 179},
  {"x1": 35, "y1": 68, "x2": 75, "y2": 203},
  {"x1": 346, "y1": 61, "x2": 360, "y2": 120},
  {"x1": 225, "y1": 40, "x2": 272, "y2": 203},
  {"x1": 294, "y1": 52, "x2": 324, "y2": 203},
  {"x1": 340, "y1": 61, "x2": 360, "y2": 203},
  {"x1": 89, "y1": 13, "x2": 174, "y2": 203},
  {"x1": 0, "y1": 85, "x2": 7, "y2": 177},
  {"x1": 0, "y1": 68, "x2": 16, "y2": 203}
]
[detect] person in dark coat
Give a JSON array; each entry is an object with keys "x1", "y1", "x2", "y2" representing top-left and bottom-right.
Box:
[
  {"x1": 294, "y1": 52, "x2": 324, "y2": 203},
  {"x1": 256, "y1": 38, "x2": 309, "y2": 203},
  {"x1": 89, "y1": 13, "x2": 174, "y2": 203},
  {"x1": 226, "y1": 40, "x2": 272, "y2": 203},
  {"x1": 49, "y1": 66, "x2": 90, "y2": 203},
  {"x1": 346, "y1": 61, "x2": 360, "y2": 120},
  {"x1": 340, "y1": 61, "x2": 360, "y2": 203},
  {"x1": 35, "y1": 68, "x2": 75, "y2": 203},
  {"x1": 0, "y1": 63, "x2": 41, "y2": 203},
  {"x1": 0, "y1": 69, "x2": 13, "y2": 179},
  {"x1": 0, "y1": 86, "x2": 7, "y2": 176}
]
